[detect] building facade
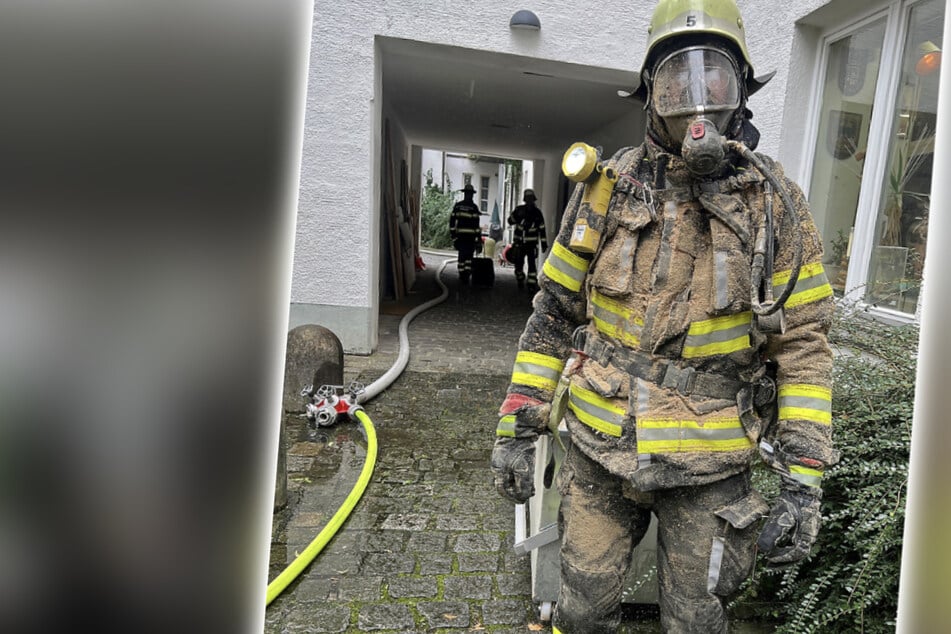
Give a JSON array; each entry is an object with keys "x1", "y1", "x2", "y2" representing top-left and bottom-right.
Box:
[{"x1": 290, "y1": 0, "x2": 945, "y2": 353}]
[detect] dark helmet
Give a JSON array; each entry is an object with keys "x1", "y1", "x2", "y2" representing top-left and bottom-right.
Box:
[
  {"x1": 523, "y1": 188, "x2": 536, "y2": 202},
  {"x1": 462, "y1": 183, "x2": 476, "y2": 194}
]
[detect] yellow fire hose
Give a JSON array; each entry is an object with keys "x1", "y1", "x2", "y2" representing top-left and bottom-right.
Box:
[
  {"x1": 266, "y1": 254, "x2": 453, "y2": 606},
  {"x1": 265, "y1": 408, "x2": 378, "y2": 605}
]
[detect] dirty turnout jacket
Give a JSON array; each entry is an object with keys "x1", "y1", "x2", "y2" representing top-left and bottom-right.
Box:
[{"x1": 497, "y1": 143, "x2": 835, "y2": 492}]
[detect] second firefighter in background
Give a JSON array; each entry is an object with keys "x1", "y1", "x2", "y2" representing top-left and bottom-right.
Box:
[
  {"x1": 450, "y1": 183, "x2": 483, "y2": 285},
  {"x1": 507, "y1": 189, "x2": 548, "y2": 290}
]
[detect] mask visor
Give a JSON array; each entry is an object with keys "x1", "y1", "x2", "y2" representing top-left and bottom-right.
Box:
[{"x1": 652, "y1": 47, "x2": 740, "y2": 121}]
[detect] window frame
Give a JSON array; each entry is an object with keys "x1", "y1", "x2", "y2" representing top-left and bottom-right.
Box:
[{"x1": 802, "y1": 0, "x2": 934, "y2": 322}]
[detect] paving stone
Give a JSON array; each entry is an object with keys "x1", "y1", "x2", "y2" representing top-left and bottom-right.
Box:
[
  {"x1": 481, "y1": 599, "x2": 534, "y2": 626},
  {"x1": 386, "y1": 575, "x2": 438, "y2": 598},
  {"x1": 363, "y1": 531, "x2": 407, "y2": 552},
  {"x1": 283, "y1": 603, "x2": 351, "y2": 633},
  {"x1": 380, "y1": 513, "x2": 429, "y2": 531},
  {"x1": 435, "y1": 514, "x2": 479, "y2": 531},
  {"x1": 442, "y1": 575, "x2": 493, "y2": 600},
  {"x1": 496, "y1": 572, "x2": 532, "y2": 597},
  {"x1": 458, "y1": 552, "x2": 500, "y2": 573},
  {"x1": 454, "y1": 532, "x2": 502, "y2": 553},
  {"x1": 360, "y1": 552, "x2": 416, "y2": 575},
  {"x1": 406, "y1": 530, "x2": 449, "y2": 552},
  {"x1": 296, "y1": 575, "x2": 384, "y2": 602},
  {"x1": 417, "y1": 601, "x2": 471, "y2": 629},
  {"x1": 418, "y1": 552, "x2": 454, "y2": 575},
  {"x1": 356, "y1": 603, "x2": 415, "y2": 631}
]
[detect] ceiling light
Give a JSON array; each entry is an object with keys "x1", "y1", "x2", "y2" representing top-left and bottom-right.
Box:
[
  {"x1": 915, "y1": 41, "x2": 942, "y2": 76},
  {"x1": 510, "y1": 10, "x2": 541, "y2": 31}
]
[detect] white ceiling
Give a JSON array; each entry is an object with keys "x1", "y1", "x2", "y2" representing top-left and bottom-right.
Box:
[{"x1": 379, "y1": 37, "x2": 643, "y2": 160}]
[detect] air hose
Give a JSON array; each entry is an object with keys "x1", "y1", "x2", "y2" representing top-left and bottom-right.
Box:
[
  {"x1": 726, "y1": 139, "x2": 804, "y2": 317},
  {"x1": 266, "y1": 255, "x2": 455, "y2": 605}
]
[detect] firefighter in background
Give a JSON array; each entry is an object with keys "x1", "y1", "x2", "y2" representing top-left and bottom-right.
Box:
[
  {"x1": 507, "y1": 189, "x2": 549, "y2": 290},
  {"x1": 490, "y1": 0, "x2": 836, "y2": 631},
  {"x1": 449, "y1": 183, "x2": 482, "y2": 285}
]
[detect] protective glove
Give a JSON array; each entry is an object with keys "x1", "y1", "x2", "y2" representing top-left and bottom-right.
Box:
[
  {"x1": 490, "y1": 436, "x2": 536, "y2": 503},
  {"x1": 757, "y1": 486, "x2": 822, "y2": 564}
]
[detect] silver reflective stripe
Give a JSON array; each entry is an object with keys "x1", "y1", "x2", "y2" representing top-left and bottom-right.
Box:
[
  {"x1": 568, "y1": 391, "x2": 625, "y2": 428},
  {"x1": 635, "y1": 378, "x2": 650, "y2": 416},
  {"x1": 772, "y1": 266, "x2": 829, "y2": 297},
  {"x1": 707, "y1": 536, "x2": 726, "y2": 593},
  {"x1": 714, "y1": 250, "x2": 729, "y2": 310},
  {"x1": 496, "y1": 415, "x2": 516, "y2": 437},
  {"x1": 790, "y1": 471, "x2": 823, "y2": 488},
  {"x1": 546, "y1": 252, "x2": 586, "y2": 288},
  {"x1": 651, "y1": 201, "x2": 679, "y2": 287},
  {"x1": 513, "y1": 360, "x2": 562, "y2": 385},
  {"x1": 684, "y1": 320, "x2": 750, "y2": 350},
  {"x1": 619, "y1": 235, "x2": 637, "y2": 265},
  {"x1": 635, "y1": 380, "x2": 652, "y2": 468},
  {"x1": 779, "y1": 394, "x2": 832, "y2": 413},
  {"x1": 638, "y1": 425, "x2": 747, "y2": 442}
]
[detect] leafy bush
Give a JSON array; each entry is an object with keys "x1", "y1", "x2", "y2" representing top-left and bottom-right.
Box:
[
  {"x1": 738, "y1": 302, "x2": 916, "y2": 632},
  {"x1": 420, "y1": 169, "x2": 455, "y2": 249}
]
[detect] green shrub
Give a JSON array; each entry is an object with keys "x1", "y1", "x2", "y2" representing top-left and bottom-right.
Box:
[
  {"x1": 738, "y1": 303, "x2": 916, "y2": 633},
  {"x1": 420, "y1": 169, "x2": 455, "y2": 249}
]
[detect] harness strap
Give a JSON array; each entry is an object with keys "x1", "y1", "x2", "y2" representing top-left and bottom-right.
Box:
[{"x1": 574, "y1": 329, "x2": 745, "y2": 400}]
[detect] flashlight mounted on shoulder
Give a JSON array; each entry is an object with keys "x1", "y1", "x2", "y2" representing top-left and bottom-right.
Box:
[{"x1": 562, "y1": 142, "x2": 618, "y2": 254}]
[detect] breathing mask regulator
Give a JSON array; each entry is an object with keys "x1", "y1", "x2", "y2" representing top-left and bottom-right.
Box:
[{"x1": 649, "y1": 45, "x2": 739, "y2": 178}]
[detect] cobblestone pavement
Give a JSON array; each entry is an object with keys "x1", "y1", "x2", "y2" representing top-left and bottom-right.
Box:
[
  {"x1": 266, "y1": 250, "x2": 557, "y2": 634},
  {"x1": 265, "y1": 251, "x2": 758, "y2": 633}
]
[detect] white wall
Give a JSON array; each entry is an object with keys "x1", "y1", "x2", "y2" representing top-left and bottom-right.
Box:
[{"x1": 291, "y1": 0, "x2": 832, "y2": 352}]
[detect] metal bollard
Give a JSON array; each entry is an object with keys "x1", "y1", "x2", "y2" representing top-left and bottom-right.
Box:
[{"x1": 278, "y1": 324, "x2": 344, "y2": 512}]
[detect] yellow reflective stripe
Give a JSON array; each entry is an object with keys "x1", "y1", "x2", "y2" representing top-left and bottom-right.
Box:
[
  {"x1": 772, "y1": 262, "x2": 833, "y2": 309},
  {"x1": 591, "y1": 289, "x2": 643, "y2": 348},
  {"x1": 789, "y1": 465, "x2": 823, "y2": 488},
  {"x1": 778, "y1": 384, "x2": 832, "y2": 425},
  {"x1": 496, "y1": 414, "x2": 516, "y2": 437},
  {"x1": 591, "y1": 289, "x2": 636, "y2": 321},
  {"x1": 511, "y1": 351, "x2": 565, "y2": 392},
  {"x1": 593, "y1": 316, "x2": 642, "y2": 348},
  {"x1": 636, "y1": 418, "x2": 753, "y2": 453},
  {"x1": 568, "y1": 384, "x2": 624, "y2": 437},
  {"x1": 542, "y1": 242, "x2": 588, "y2": 292},
  {"x1": 682, "y1": 312, "x2": 752, "y2": 358},
  {"x1": 687, "y1": 311, "x2": 751, "y2": 335}
]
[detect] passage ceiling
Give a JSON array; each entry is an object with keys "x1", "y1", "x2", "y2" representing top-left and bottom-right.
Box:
[{"x1": 379, "y1": 37, "x2": 642, "y2": 159}]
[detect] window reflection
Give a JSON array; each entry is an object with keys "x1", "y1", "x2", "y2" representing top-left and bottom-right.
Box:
[{"x1": 867, "y1": 0, "x2": 944, "y2": 314}]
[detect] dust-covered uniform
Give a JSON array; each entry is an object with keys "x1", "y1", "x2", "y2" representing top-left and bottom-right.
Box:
[{"x1": 493, "y1": 141, "x2": 835, "y2": 632}]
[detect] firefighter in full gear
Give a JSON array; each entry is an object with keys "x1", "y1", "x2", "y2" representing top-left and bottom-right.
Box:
[
  {"x1": 508, "y1": 189, "x2": 549, "y2": 290},
  {"x1": 450, "y1": 183, "x2": 482, "y2": 285},
  {"x1": 490, "y1": 1, "x2": 836, "y2": 631}
]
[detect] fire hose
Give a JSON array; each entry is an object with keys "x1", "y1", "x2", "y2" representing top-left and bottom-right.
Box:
[{"x1": 266, "y1": 254, "x2": 455, "y2": 605}]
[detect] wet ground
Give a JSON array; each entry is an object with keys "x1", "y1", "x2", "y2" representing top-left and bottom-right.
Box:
[{"x1": 265, "y1": 250, "x2": 774, "y2": 633}]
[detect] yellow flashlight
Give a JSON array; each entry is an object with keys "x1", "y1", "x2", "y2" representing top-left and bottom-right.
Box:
[{"x1": 562, "y1": 142, "x2": 617, "y2": 253}]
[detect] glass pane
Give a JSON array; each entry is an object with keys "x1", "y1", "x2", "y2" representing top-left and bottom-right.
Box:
[
  {"x1": 867, "y1": 0, "x2": 944, "y2": 314},
  {"x1": 808, "y1": 20, "x2": 887, "y2": 294}
]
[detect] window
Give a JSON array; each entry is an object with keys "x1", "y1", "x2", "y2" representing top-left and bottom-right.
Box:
[
  {"x1": 806, "y1": 0, "x2": 944, "y2": 318},
  {"x1": 480, "y1": 176, "x2": 490, "y2": 212}
]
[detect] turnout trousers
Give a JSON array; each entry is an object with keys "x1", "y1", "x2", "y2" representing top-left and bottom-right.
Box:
[
  {"x1": 513, "y1": 243, "x2": 539, "y2": 287},
  {"x1": 552, "y1": 445, "x2": 761, "y2": 634}
]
